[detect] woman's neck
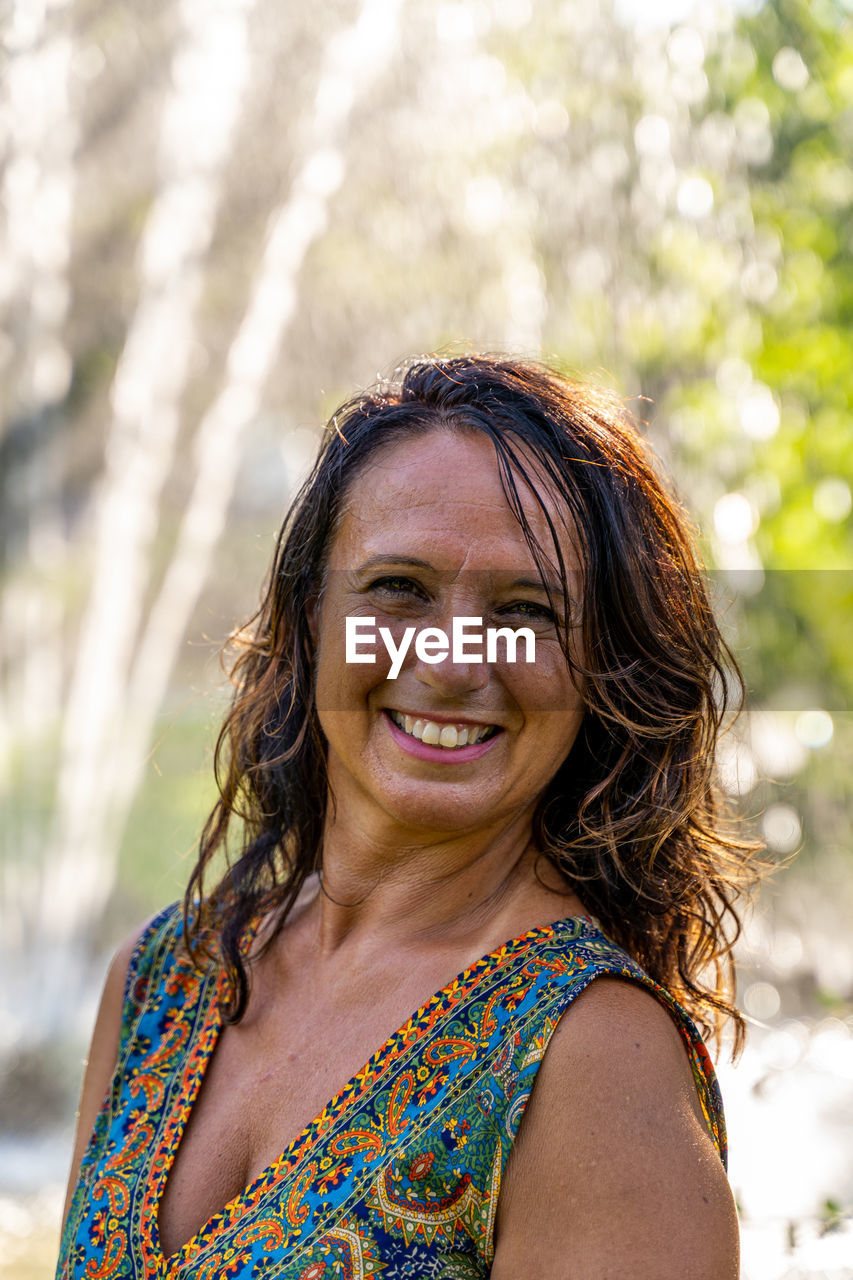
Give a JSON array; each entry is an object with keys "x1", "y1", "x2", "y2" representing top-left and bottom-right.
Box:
[{"x1": 308, "y1": 803, "x2": 579, "y2": 957}]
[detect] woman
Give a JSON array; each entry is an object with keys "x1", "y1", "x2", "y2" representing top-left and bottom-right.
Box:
[{"x1": 58, "y1": 355, "x2": 751, "y2": 1278}]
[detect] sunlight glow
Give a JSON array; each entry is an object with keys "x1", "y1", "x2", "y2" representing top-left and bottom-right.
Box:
[{"x1": 714, "y1": 491, "x2": 756, "y2": 543}]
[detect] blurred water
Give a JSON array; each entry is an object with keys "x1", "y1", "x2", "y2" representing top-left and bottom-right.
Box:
[{"x1": 719, "y1": 1022, "x2": 853, "y2": 1279}]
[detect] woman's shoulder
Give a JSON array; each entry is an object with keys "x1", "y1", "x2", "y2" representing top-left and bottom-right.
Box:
[
  {"x1": 119, "y1": 901, "x2": 186, "y2": 1002},
  {"x1": 87, "y1": 902, "x2": 184, "y2": 1079},
  {"x1": 536, "y1": 916, "x2": 726, "y2": 1154},
  {"x1": 60, "y1": 904, "x2": 183, "y2": 1228},
  {"x1": 530, "y1": 970, "x2": 713, "y2": 1123},
  {"x1": 92, "y1": 903, "x2": 182, "y2": 1065},
  {"x1": 491, "y1": 975, "x2": 739, "y2": 1278}
]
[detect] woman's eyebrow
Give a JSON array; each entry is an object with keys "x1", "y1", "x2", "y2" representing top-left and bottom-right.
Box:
[
  {"x1": 506, "y1": 574, "x2": 565, "y2": 595},
  {"x1": 355, "y1": 558, "x2": 567, "y2": 594},
  {"x1": 356, "y1": 554, "x2": 434, "y2": 572}
]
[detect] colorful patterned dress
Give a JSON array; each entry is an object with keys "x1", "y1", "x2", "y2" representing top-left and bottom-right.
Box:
[{"x1": 57, "y1": 902, "x2": 726, "y2": 1280}]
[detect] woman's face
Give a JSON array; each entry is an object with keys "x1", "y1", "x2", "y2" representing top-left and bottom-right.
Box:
[{"x1": 311, "y1": 429, "x2": 585, "y2": 840}]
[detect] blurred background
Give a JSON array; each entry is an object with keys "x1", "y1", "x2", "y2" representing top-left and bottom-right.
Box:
[{"x1": 1, "y1": 0, "x2": 851, "y2": 1274}]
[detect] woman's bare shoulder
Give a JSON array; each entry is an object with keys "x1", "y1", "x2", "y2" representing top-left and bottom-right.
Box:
[
  {"x1": 492, "y1": 976, "x2": 739, "y2": 1280},
  {"x1": 60, "y1": 916, "x2": 161, "y2": 1226}
]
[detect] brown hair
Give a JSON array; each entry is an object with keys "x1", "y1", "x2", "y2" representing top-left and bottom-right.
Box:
[{"x1": 186, "y1": 354, "x2": 759, "y2": 1051}]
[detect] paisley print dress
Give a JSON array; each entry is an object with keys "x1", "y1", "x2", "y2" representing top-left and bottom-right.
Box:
[{"x1": 57, "y1": 903, "x2": 726, "y2": 1280}]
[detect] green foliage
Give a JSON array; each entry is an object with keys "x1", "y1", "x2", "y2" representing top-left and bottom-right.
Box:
[
  {"x1": 688, "y1": 0, "x2": 853, "y2": 876},
  {"x1": 819, "y1": 1197, "x2": 846, "y2": 1236},
  {"x1": 704, "y1": 0, "x2": 853, "y2": 575}
]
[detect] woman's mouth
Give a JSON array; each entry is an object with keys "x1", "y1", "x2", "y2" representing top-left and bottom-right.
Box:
[{"x1": 387, "y1": 709, "x2": 498, "y2": 751}]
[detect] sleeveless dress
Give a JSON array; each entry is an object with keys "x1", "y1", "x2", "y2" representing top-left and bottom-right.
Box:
[{"x1": 57, "y1": 902, "x2": 726, "y2": 1280}]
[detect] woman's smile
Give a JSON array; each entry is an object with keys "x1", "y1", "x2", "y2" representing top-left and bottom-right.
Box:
[{"x1": 384, "y1": 708, "x2": 503, "y2": 761}]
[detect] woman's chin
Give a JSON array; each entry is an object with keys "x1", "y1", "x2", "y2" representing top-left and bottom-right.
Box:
[{"x1": 376, "y1": 787, "x2": 497, "y2": 838}]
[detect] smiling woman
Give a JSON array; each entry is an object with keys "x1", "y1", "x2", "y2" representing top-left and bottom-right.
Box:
[{"x1": 57, "y1": 355, "x2": 756, "y2": 1280}]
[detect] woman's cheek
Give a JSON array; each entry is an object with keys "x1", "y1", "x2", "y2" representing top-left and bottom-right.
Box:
[{"x1": 498, "y1": 644, "x2": 579, "y2": 714}]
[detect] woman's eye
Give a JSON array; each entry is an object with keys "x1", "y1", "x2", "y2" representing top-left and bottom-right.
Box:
[
  {"x1": 501, "y1": 600, "x2": 557, "y2": 623},
  {"x1": 368, "y1": 576, "x2": 427, "y2": 599}
]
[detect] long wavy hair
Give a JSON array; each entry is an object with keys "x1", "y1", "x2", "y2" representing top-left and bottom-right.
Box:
[{"x1": 185, "y1": 354, "x2": 759, "y2": 1050}]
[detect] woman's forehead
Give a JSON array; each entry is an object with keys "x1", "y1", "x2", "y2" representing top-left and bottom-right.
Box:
[{"x1": 329, "y1": 429, "x2": 581, "y2": 573}]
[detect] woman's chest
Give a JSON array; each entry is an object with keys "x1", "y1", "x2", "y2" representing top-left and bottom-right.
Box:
[
  {"x1": 156, "y1": 985, "x2": 441, "y2": 1259},
  {"x1": 154, "y1": 1001, "x2": 515, "y2": 1277}
]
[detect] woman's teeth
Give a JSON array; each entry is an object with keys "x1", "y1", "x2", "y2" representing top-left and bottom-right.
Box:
[{"x1": 389, "y1": 711, "x2": 494, "y2": 749}]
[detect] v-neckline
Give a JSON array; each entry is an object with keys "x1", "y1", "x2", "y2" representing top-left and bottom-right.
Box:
[{"x1": 150, "y1": 912, "x2": 594, "y2": 1271}]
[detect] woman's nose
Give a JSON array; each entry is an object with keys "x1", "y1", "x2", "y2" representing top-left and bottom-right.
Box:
[
  {"x1": 414, "y1": 652, "x2": 491, "y2": 696},
  {"x1": 412, "y1": 614, "x2": 491, "y2": 696}
]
